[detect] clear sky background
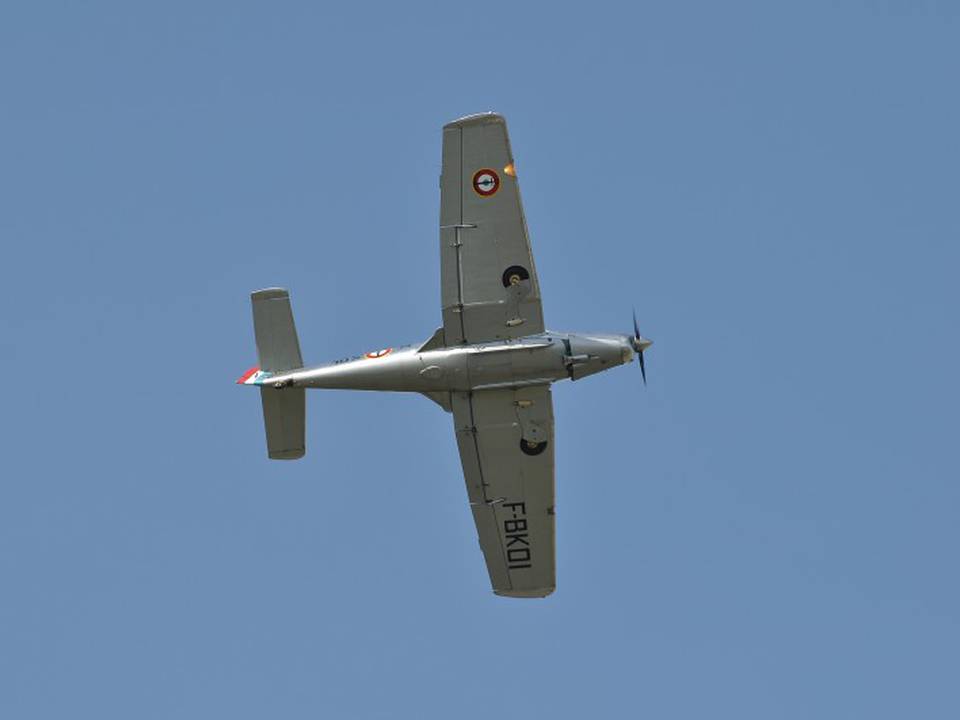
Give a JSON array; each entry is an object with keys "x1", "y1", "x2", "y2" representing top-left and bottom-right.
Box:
[{"x1": 2, "y1": 2, "x2": 958, "y2": 718}]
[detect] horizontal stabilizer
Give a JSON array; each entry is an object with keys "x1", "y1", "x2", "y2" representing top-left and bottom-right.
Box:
[
  {"x1": 260, "y1": 387, "x2": 305, "y2": 460},
  {"x1": 252, "y1": 288, "x2": 303, "y2": 372}
]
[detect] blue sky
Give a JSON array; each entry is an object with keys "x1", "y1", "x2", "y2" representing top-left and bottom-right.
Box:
[{"x1": 2, "y1": 2, "x2": 958, "y2": 717}]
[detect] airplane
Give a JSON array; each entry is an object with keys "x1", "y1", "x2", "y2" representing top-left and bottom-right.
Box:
[{"x1": 237, "y1": 112, "x2": 652, "y2": 598}]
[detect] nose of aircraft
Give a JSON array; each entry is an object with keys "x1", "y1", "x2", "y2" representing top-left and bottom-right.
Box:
[
  {"x1": 632, "y1": 335, "x2": 653, "y2": 352},
  {"x1": 628, "y1": 309, "x2": 654, "y2": 384},
  {"x1": 620, "y1": 335, "x2": 652, "y2": 362}
]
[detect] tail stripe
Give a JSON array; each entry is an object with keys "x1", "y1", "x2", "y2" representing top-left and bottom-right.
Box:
[{"x1": 236, "y1": 366, "x2": 260, "y2": 385}]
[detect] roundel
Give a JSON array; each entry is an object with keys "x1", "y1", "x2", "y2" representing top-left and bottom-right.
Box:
[
  {"x1": 365, "y1": 347, "x2": 393, "y2": 359},
  {"x1": 472, "y1": 169, "x2": 500, "y2": 197}
]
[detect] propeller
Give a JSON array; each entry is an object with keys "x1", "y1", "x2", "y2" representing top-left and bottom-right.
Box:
[{"x1": 631, "y1": 309, "x2": 653, "y2": 385}]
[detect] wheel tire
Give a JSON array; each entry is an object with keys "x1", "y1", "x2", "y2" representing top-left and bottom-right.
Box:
[
  {"x1": 502, "y1": 265, "x2": 530, "y2": 288},
  {"x1": 520, "y1": 438, "x2": 548, "y2": 456}
]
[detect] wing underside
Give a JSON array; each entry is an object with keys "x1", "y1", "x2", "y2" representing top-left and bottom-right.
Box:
[
  {"x1": 452, "y1": 385, "x2": 555, "y2": 597},
  {"x1": 440, "y1": 113, "x2": 545, "y2": 345}
]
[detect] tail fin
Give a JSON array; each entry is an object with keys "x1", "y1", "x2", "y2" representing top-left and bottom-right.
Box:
[{"x1": 250, "y1": 288, "x2": 305, "y2": 460}]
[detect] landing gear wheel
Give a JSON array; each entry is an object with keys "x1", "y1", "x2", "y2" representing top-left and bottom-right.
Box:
[
  {"x1": 502, "y1": 265, "x2": 530, "y2": 288},
  {"x1": 520, "y1": 438, "x2": 548, "y2": 456}
]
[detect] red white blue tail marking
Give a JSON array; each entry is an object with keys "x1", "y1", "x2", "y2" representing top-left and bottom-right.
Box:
[{"x1": 236, "y1": 366, "x2": 271, "y2": 385}]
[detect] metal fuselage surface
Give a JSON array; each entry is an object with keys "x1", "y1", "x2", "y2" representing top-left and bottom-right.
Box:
[{"x1": 260, "y1": 332, "x2": 636, "y2": 393}]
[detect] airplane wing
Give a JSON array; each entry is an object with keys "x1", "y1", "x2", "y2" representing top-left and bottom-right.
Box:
[
  {"x1": 452, "y1": 385, "x2": 555, "y2": 597},
  {"x1": 440, "y1": 113, "x2": 545, "y2": 345}
]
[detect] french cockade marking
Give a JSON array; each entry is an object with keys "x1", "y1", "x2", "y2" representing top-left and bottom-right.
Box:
[{"x1": 472, "y1": 168, "x2": 500, "y2": 197}]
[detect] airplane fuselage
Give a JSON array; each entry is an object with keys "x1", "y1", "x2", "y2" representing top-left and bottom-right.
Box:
[{"x1": 248, "y1": 332, "x2": 637, "y2": 394}]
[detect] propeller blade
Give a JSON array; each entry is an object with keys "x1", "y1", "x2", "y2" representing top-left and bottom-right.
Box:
[{"x1": 631, "y1": 308, "x2": 649, "y2": 384}]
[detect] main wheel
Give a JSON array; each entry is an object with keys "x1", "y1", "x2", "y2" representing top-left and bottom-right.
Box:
[
  {"x1": 502, "y1": 265, "x2": 531, "y2": 288},
  {"x1": 520, "y1": 438, "x2": 548, "y2": 456}
]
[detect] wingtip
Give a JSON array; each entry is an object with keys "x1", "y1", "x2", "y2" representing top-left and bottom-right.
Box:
[
  {"x1": 251, "y1": 287, "x2": 289, "y2": 301},
  {"x1": 494, "y1": 586, "x2": 555, "y2": 599},
  {"x1": 444, "y1": 111, "x2": 505, "y2": 130},
  {"x1": 268, "y1": 448, "x2": 305, "y2": 460}
]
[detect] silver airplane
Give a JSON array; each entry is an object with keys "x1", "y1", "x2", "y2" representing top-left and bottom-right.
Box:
[{"x1": 238, "y1": 112, "x2": 652, "y2": 598}]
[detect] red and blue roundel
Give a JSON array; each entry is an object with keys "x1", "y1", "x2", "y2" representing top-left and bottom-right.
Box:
[{"x1": 472, "y1": 169, "x2": 500, "y2": 197}]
